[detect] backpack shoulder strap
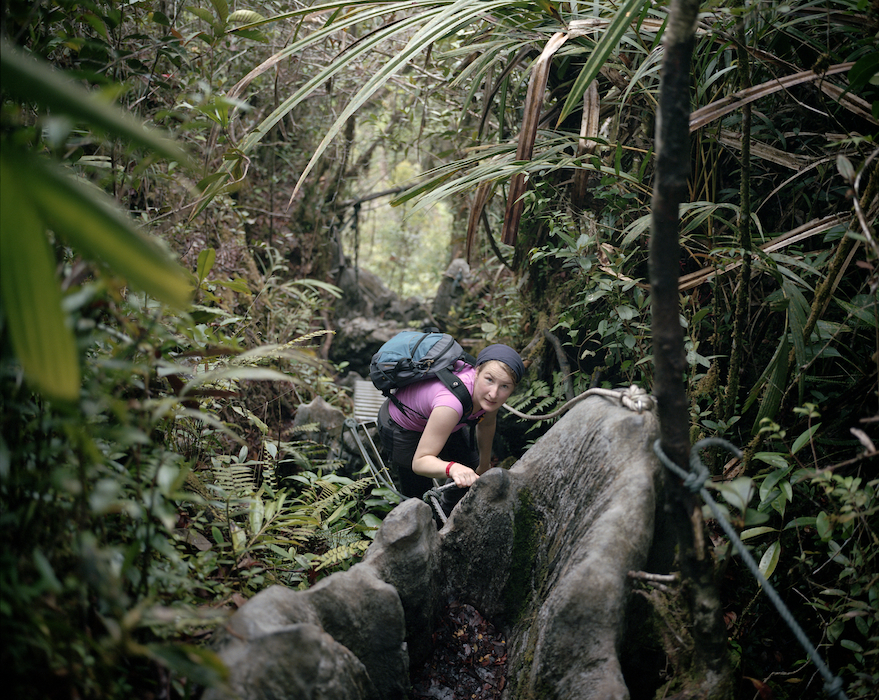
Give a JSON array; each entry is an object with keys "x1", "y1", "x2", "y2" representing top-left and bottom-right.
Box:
[{"x1": 435, "y1": 365, "x2": 473, "y2": 422}]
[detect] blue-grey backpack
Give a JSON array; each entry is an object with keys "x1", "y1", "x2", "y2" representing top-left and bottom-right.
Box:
[{"x1": 369, "y1": 330, "x2": 477, "y2": 422}]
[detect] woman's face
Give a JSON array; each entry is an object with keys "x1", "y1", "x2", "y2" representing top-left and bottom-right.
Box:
[{"x1": 472, "y1": 361, "x2": 516, "y2": 414}]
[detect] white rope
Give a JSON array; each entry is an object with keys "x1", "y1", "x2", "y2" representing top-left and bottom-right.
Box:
[{"x1": 502, "y1": 384, "x2": 655, "y2": 421}]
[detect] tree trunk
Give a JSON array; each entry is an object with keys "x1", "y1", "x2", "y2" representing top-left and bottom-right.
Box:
[
  {"x1": 649, "y1": 1, "x2": 733, "y2": 696},
  {"x1": 723, "y1": 0, "x2": 753, "y2": 421}
]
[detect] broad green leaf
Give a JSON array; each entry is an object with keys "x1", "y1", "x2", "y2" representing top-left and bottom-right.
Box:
[
  {"x1": 231, "y1": 29, "x2": 267, "y2": 42},
  {"x1": 758, "y1": 541, "x2": 781, "y2": 581},
  {"x1": 249, "y1": 497, "x2": 265, "y2": 535},
  {"x1": 791, "y1": 423, "x2": 821, "y2": 455},
  {"x1": 840, "y1": 639, "x2": 864, "y2": 653},
  {"x1": 740, "y1": 526, "x2": 778, "y2": 541},
  {"x1": 744, "y1": 508, "x2": 770, "y2": 526},
  {"x1": 212, "y1": 525, "x2": 225, "y2": 545},
  {"x1": 848, "y1": 52, "x2": 879, "y2": 90},
  {"x1": 0, "y1": 39, "x2": 189, "y2": 166},
  {"x1": 326, "y1": 501, "x2": 352, "y2": 525},
  {"x1": 0, "y1": 147, "x2": 80, "y2": 401},
  {"x1": 18, "y1": 153, "x2": 192, "y2": 308},
  {"x1": 751, "y1": 330, "x2": 789, "y2": 432},
  {"x1": 209, "y1": 0, "x2": 229, "y2": 23},
  {"x1": 214, "y1": 277, "x2": 252, "y2": 295},
  {"x1": 816, "y1": 511, "x2": 833, "y2": 540},
  {"x1": 753, "y1": 452, "x2": 790, "y2": 470},
  {"x1": 228, "y1": 10, "x2": 266, "y2": 25},
  {"x1": 836, "y1": 154, "x2": 856, "y2": 184},
  {"x1": 715, "y1": 476, "x2": 755, "y2": 514},
  {"x1": 197, "y1": 248, "x2": 217, "y2": 283},
  {"x1": 230, "y1": 522, "x2": 246, "y2": 551},
  {"x1": 784, "y1": 516, "x2": 816, "y2": 529},
  {"x1": 186, "y1": 6, "x2": 218, "y2": 26},
  {"x1": 759, "y1": 465, "x2": 792, "y2": 503},
  {"x1": 837, "y1": 297, "x2": 879, "y2": 329}
]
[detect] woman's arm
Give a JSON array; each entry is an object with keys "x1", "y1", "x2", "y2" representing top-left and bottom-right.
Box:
[
  {"x1": 412, "y1": 406, "x2": 479, "y2": 487},
  {"x1": 474, "y1": 412, "x2": 497, "y2": 474}
]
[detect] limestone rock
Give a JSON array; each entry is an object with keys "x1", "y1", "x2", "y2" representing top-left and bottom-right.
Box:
[
  {"x1": 204, "y1": 624, "x2": 371, "y2": 700},
  {"x1": 208, "y1": 393, "x2": 665, "y2": 700},
  {"x1": 205, "y1": 566, "x2": 409, "y2": 700},
  {"x1": 292, "y1": 395, "x2": 345, "y2": 446},
  {"x1": 362, "y1": 498, "x2": 443, "y2": 667}
]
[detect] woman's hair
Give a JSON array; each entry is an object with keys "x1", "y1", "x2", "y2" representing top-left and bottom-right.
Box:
[{"x1": 476, "y1": 359, "x2": 518, "y2": 386}]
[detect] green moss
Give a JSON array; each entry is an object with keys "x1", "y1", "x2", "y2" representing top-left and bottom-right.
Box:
[{"x1": 501, "y1": 487, "x2": 544, "y2": 627}]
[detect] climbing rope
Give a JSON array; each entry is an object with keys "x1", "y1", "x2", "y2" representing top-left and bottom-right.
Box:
[
  {"x1": 502, "y1": 384, "x2": 655, "y2": 421},
  {"x1": 422, "y1": 481, "x2": 458, "y2": 525},
  {"x1": 654, "y1": 437, "x2": 849, "y2": 700}
]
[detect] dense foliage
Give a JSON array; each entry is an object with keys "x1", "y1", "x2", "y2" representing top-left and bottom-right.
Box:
[{"x1": 1, "y1": 1, "x2": 877, "y2": 699}]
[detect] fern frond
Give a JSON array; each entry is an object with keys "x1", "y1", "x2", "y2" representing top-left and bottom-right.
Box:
[
  {"x1": 211, "y1": 460, "x2": 259, "y2": 495},
  {"x1": 314, "y1": 540, "x2": 370, "y2": 571},
  {"x1": 310, "y1": 478, "x2": 372, "y2": 519}
]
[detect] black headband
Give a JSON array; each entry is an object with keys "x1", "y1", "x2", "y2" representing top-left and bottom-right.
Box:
[{"x1": 476, "y1": 344, "x2": 525, "y2": 382}]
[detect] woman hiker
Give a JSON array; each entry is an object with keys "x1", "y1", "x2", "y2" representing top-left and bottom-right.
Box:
[{"x1": 377, "y1": 344, "x2": 524, "y2": 515}]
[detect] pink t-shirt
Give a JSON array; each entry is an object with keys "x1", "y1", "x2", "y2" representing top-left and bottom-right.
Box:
[{"x1": 387, "y1": 362, "x2": 485, "y2": 432}]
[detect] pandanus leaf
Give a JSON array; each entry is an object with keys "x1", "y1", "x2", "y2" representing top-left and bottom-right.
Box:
[{"x1": 0, "y1": 148, "x2": 80, "y2": 401}]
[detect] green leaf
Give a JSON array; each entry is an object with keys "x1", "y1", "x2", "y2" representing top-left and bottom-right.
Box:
[
  {"x1": 816, "y1": 511, "x2": 833, "y2": 540},
  {"x1": 186, "y1": 6, "x2": 218, "y2": 26},
  {"x1": 784, "y1": 516, "x2": 816, "y2": 529},
  {"x1": 753, "y1": 452, "x2": 789, "y2": 470},
  {"x1": 741, "y1": 526, "x2": 778, "y2": 540},
  {"x1": 840, "y1": 639, "x2": 864, "y2": 653},
  {"x1": 715, "y1": 476, "x2": 755, "y2": 514},
  {"x1": 211, "y1": 526, "x2": 225, "y2": 545},
  {"x1": 147, "y1": 643, "x2": 229, "y2": 689},
  {"x1": 0, "y1": 146, "x2": 80, "y2": 401},
  {"x1": 249, "y1": 496, "x2": 265, "y2": 535},
  {"x1": 751, "y1": 330, "x2": 789, "y2": 432},
  {"x1": 758, "y1": 541, "x2": 781, "y2": 581},
  {"x1": 230, "y1": 523, "x2": 245, "y2": 551},
  {"x1": 209, "y1": 0, "x2": 230, "y2": 23},
  {"x1": 18, "y1": 153, "x2": 192, "y2": 308},
  {"x1": 0, "y1": 39, "x2": 189, "y2": 166},
  {"x1": 231, "y1": 29, "x2": 267, "y2": 42},
  {"x1": 791, "y1": 423, "x2": 821, "y2": 455},
  {"x1": 197, "y1": 248, "x2": 216, "y2": 284},
  {"x1": 557, "y1": 0, "x2": 648, "y2": 125},
  {"x1": 759, "y1": 465, "x2": 792, "y2": 503},
  {"x1": 183, "y1": 367, "x2": 293, "y2": 394},
  {"x1": 744, "y1": 508, "x2": 770, "y2": 526},
  {"x1": 228, "y1": 10, "x2": 266, "y2": 25},
  {"x1": 214, "y1": 277, "x2": 251, "y2": 295},
  {"x1": 836, "y1": 154, "x2": 856, "y2": 184},
  {"x1": 848, "y1": 52, "x2": 879, "y2": 91},
  {"x1": 326, "y1": 501, "x2": 352, "y2": 525}
]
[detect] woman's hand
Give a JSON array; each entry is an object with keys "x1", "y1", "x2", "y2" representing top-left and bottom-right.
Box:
[{"x1": 447, "y1": 461, "x2": 479, "y2": 488}]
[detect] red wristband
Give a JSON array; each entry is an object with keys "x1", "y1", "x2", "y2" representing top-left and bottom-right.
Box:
[{"x1": 445, "y1": 461, "x2": 455, "y2": 477}]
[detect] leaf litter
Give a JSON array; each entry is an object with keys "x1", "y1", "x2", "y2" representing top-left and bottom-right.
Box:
[{"x1": 410, "y1": 599, "x2": 508, "y2": 700}]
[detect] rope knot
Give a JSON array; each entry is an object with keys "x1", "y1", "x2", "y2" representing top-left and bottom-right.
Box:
[{"x1": 620, "y1": 384, "x2": 656, "y2": 413}]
